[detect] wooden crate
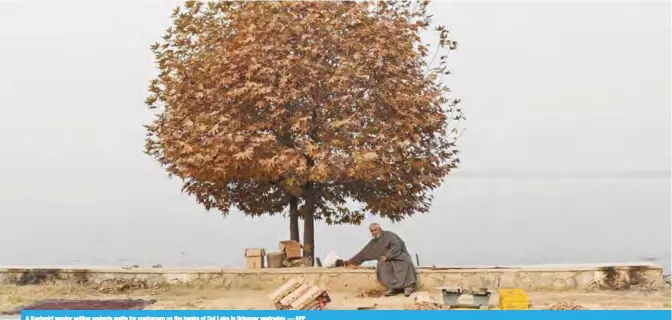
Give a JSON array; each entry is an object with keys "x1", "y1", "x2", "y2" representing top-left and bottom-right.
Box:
[
  {"x1": 268, "y1": 277, "x2": 303, "y2": 307},
  {"x1": 269, "y1": 278, "x2": 331, "y2": 310},
  {"x1": 279, "y1": 283, "x2": 312, "y2": 309},
  {"x1": 498, "y1": 288, "x2": 529, "y2": 310}
]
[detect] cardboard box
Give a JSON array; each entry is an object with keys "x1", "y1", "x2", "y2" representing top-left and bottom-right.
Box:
[
  {"x1": 245, "y1": 248, "x2": 266, "y2": 269},
  {"x1": 278, "y1": 240, "x2": 303, "y2": 258}
]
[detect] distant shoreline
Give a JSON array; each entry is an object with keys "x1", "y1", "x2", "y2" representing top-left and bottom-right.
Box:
[{"x1": 450, "y1": 170, "x2": 671, "y2": 179}]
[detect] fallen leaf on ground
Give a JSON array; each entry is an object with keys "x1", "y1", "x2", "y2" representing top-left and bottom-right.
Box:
[{"x1": 356, "y1": 289, "x2": 385, "y2": 298}]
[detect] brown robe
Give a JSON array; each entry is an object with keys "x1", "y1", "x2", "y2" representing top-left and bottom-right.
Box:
[{"x1": 348, "y1": 230, "x2": 417, "y2": 290}]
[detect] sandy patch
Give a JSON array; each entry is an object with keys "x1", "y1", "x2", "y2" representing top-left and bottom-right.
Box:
[{"x1": 1, "y1": 284, "x2": 670, "y2": 313}]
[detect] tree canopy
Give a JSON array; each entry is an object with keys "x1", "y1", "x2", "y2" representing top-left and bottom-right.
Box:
[{"x1": 144, "y1": 0, "x2": 462, "y2": 261}]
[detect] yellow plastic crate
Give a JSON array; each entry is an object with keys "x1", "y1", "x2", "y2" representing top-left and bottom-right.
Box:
[{"x1": 498, "y1": 289, "x2": 529, "y2": 310}]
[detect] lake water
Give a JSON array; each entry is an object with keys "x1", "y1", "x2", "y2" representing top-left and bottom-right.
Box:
[
  {"x1": 0, "y1": 0, "x2": 669, "y2": 276},
  {"x1": 1, "y1": 174, "x2": 669, "y2": 273}
]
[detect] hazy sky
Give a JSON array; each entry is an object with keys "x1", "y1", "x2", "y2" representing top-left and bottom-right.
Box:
[{"x1": 0, "y1": 1, "x2": 669, "y2": 270}]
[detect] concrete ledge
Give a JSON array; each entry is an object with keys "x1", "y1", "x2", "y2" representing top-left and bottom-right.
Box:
[{"x1": 0, "y1": 262, "x2": 664, "y2": 292}]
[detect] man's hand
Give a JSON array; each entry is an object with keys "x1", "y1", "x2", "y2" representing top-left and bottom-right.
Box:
[{"x1": 379, "y1": 256, "x2": 388, "y2": 263}]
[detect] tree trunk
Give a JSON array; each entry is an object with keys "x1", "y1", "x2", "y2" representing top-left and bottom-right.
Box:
[
  {"x1": 289, "y1": 196, "x2": 300, "y2": 242},
  {"x1": 302, "y1": 184, "x2": 316, "y2": 265}
]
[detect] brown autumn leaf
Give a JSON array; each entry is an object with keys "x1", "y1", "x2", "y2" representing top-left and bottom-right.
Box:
[{"x1": 144, "y1": 0, "x2": 462, "y2": 261}]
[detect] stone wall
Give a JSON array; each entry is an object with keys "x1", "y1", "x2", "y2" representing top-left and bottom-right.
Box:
[{"x1": 0, "y1": 263, "x2": 664, "y2": 292}]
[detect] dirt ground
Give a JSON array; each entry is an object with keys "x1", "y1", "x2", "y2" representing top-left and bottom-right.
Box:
[{"x1": 0, "y1": 284, "x2": 670, "y2": 313}]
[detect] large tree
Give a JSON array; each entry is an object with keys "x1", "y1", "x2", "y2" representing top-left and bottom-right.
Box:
[{"x1": 144, "y1": 0, "x2": 462, "y2": 262}]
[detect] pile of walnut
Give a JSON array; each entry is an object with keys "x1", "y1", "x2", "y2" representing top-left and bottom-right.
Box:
[
  {"x1": 548, "y1": 302, "x2": 586, "y2": 310},
  {"x1": 405, "y1": 292, "x2": 442, "y2": 310},
  {"x1": 356, "y1": 289, "x2": 386, "y2": 298},
  {"x1": 406, "y1": 302, "x2": 442, "y2": 310},
  {"x1": 282, "y1": 257, "x2": 313, "y2": 268}
]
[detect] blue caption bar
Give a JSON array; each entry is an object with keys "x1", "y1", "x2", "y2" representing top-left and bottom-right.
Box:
[{"x1": 20, "y1": 310, "x2": 672, "y2": 320}]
